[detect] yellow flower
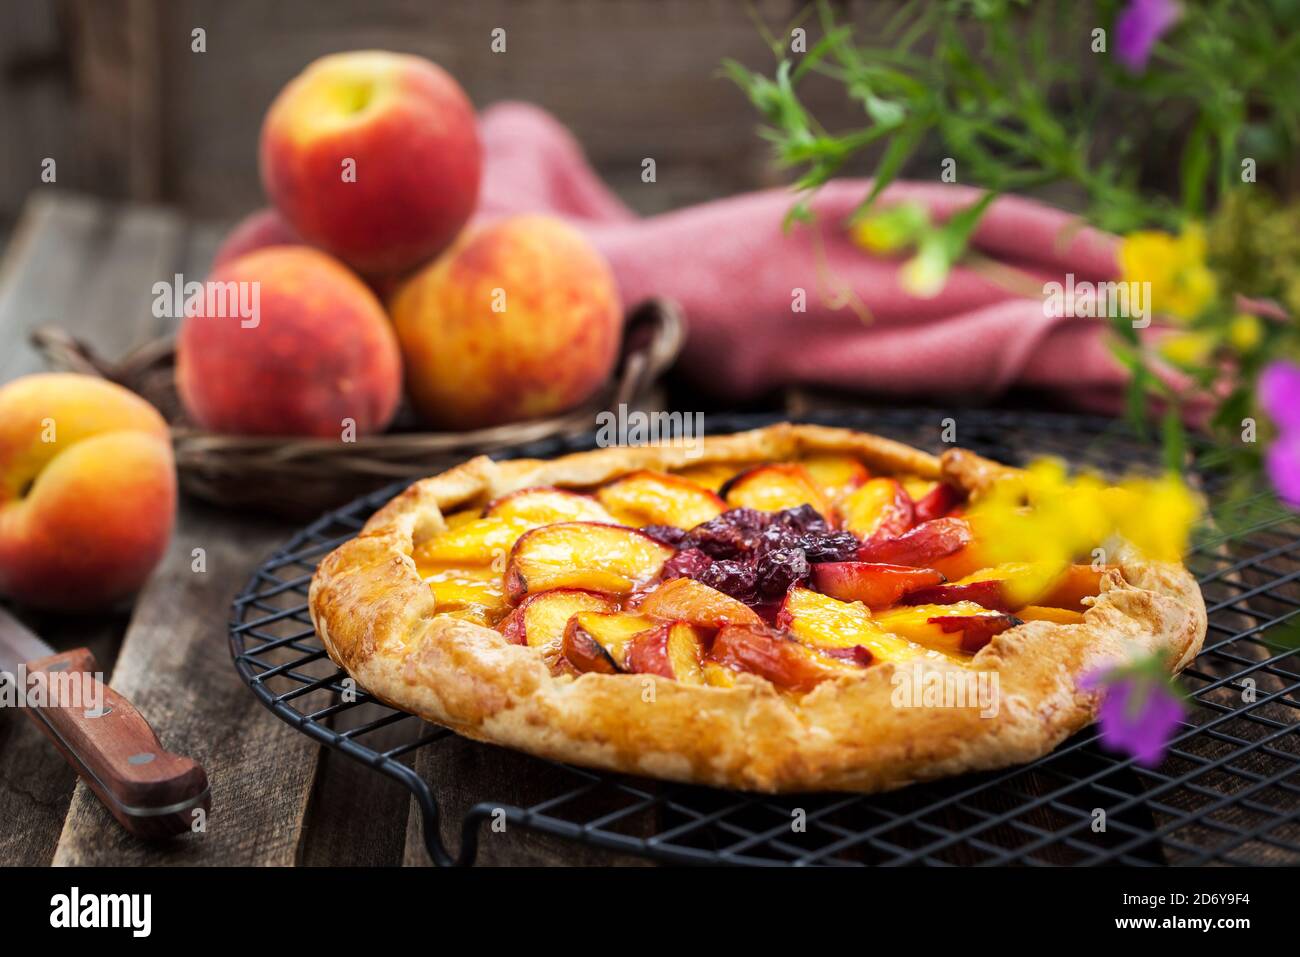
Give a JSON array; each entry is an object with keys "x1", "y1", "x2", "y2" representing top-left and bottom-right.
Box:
[
  {"x1": 1158, "y1": 330, "x2": 1217, "y2": 367},
  {"x1": 899, "y1": 240, "x2": 949, "y2": 298},
  {"x1": 1107, "y1": 475, "x2": 1201, "y2": 563},
  {"x1": 1119, "y1": 224, "x2": 1218, "y2": 322},
  {"x1": 967, "y1": 460, "x2": 1201, "y2": 583},
  {"x1": 849, "y1": 202, "x2": 928, "y2": 255},
  {"x1": 1226, "y1": 312, "x2": 1263, "y2": 352}
]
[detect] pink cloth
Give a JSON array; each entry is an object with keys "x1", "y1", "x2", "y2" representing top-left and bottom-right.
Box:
[{"x1": 477, "y1": 102, "x2": 1138, "y2": 410}]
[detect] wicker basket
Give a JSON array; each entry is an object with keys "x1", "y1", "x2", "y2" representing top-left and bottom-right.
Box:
[{"x1": 32, "y1": 298, "x2": 685, "y2": 517}]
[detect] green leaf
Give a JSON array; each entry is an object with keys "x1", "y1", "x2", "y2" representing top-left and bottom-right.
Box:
[
  {"x1": 847, "y1": 124, "x2": 923, "y2": 222},
  {"x1": 1181, "y1": 119, "x2": 1212, "y2": 217},
  {"x1": 935, "y1": 191, "x2": 998, "y2": 260},
  {"x1": 792, "y1": 25, "x2": 853, "y2": 82},
  {"x1": 1162, "y1": 405, "x2": 1187, "y2": 473}
]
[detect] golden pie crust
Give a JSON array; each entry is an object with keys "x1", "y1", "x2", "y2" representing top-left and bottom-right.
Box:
[{"x1": 308, "y1": 423, "x2": 1207, "y2": 793}]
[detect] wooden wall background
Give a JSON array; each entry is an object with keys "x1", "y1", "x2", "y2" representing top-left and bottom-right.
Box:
[{"x1": 1, "y1": 0, "x2": 933, "y2": 228}]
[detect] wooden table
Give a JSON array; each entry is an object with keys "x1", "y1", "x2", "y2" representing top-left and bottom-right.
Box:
[{"x1": 0, "y1": 192, "x2": 608, "y2": 866}]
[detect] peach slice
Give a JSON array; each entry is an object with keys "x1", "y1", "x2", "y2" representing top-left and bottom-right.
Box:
[
  {"x1": 930, "y1": 543, "x2": 997, "y2": 582},
  {"x1": 562, "y1": 611, "x2": 660, "y2": 674},
  {"x1": 424, "y1": 567, "x2": 509, "y2": 623},
  {"x1": 636, "y1": 576, "x2": 763, "y2": 628},
  {"x1": 856, "y1": 517, "x2": 971, "y2": 566},
  {"x1": 925, "y1": 614, "x2": 1021, "y2": 653},
  {"x1": 504, "y1": 522, "x2": 674, "y2": 602},
  {"x1": 800, "y1": 453, "x2": 870, "y2": 501},
  {"x1": 873, "y1": 602, "x2": 1020, "y2": 654},
  {"x1": 841, "y1": 478, "x2": 914, "y2": 540},
  {"x1": 485, "y1": 487, "x2": 617, "y2": 525},
  {"x1": 1038, "y1": 564, "x2": 1108, "y2": 612},
  {"x1": 415, "y1": 516, "x2": 534, "y2": 566},
  {"x1": 708, "y1": 624, "x2": 856, "y2": 693},
  {"x1": 442, "y1": 509, "x2": 482, "y2": 530},
  {"x1": 777, "y1": 586, "x2": 925, "y2": 665},
  {"x1": 956, "y1": 562, "x2": 1108, "y2": 611},
  {"x1": 1016, "y1": 605, "x2": 1086, "y2": 625},
  {"x1": 810, "y1": 562, "x2": 945, "y2": 609},
  {"x1": 912, "y1": 482, "x2": 964, "y2": 523},
  {"x1": 900, "y1": 578, "x2": 1015, "y2": 612},
  {"x1": 901, "y1": 477, "x2": 938, "y2": 502},
  {"x1": 675, "y1": 462, "x2": 752, "y2": 493},
  {"x1": 722, "y1": 464, "x2": 834, "y2": 518},
  {"x1": 442, "y1": 607, "x2": 495, "y2": 627},
  {"x1": 596, "y1": 470, "x2": 725, "y2": 529},
  {"x1": 498, "y1": 588, "x2": 619, "y2": 665},
  {"x1": 624, "y1": 621, "x2": 709, "y2": 683},
  {"x1": 703, "y1": 662, "x2": 740, "y2": 687}
]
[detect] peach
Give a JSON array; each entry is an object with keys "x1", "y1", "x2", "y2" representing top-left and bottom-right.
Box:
[
  {"x1": 260, "y1": 51, "x2": 481, "y2": 277},
  {"x1": 504, "y1": 522, "x2": 672, "y2": 602},
  {"x1": 708, "y1": 624, "x2": 855, "y2": 693},
  {"x1": 175, "y1": 246, "x2": 402, "y2": 438},
  {"x1": 624, "y1": 621, "x2": 709, "y2": 683},
  {"x1": 723, "y1": 464, "x2": 834, "y2": 519},
  {"x1": 391, "y1": 215, "x2": 621, "y2": 430},
  {"x1": 809, "y1": 562, "x2": 945, "y2": 609},
  {"x1": 562, "y1": 611, "x2": 660, "y2": 674},
  {"x1": 211, "y1": 208, "x2": 305, "y2": 270},
  {"x1": 0, "y1": 374, "x2": 175, "y2": 611}
]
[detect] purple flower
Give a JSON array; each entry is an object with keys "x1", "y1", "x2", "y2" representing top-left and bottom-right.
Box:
[
  {"x1": 1258, "y1": 361, "x2": 1300, "y2": 508},
  {"x1": 1266, "y1": 432, "x2": 1300, "y2": 508},
  {"x1": 1115, "y1": 0, "x2": 1182, "y2": 73},
  {"x1": 1258, "y1": 360, "x2": 1300, "y2": 432},
  {"x1": 1081, "y1": 664, "x2": 1186, "y2": 766}
]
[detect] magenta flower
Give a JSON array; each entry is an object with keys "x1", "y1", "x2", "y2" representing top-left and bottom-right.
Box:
[
  {"x1": 1258, "y1": 360, "x2": 1300, "y2": 432},
  {"x1": 1081, "y1": 662, "x2": 1187, "y2": 766},
  {"x1": 1115, "y1": 0, "x2": 1182, "y2": 73},
  {"x1": 1266, "y1": 432, "x2": 1300, "y2": 508},
  {"x1": 1259, "y1": 360, "x2": 1300, "y2": 507}
]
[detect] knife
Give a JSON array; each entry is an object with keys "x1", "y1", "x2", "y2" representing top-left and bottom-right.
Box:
[{"x1": 0, "y1": 606, "x2": 210, "y2": 839}]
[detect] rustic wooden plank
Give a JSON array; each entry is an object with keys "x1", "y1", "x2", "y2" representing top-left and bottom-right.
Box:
[
  {"x1": 0, "y1": 193, "x2": 191, "y2": 865},
  {"x1": 0, "y1": 610, "x2": 127, "y2": 866},
  {"x1": 31, "y1": 194, "x2": 329, "y2": 865},
  {"x1": 403, "y1": 731, "x2": 657, "y2": 866},
  {"x1": 51, "y1": 501, "x2": 313, "y2": 865},
  {"x1": 0, "y1": 194, "x2": 108, "y2": 381},
  {"x1": 0, "y1": 3, "x2": 79, "y2": 222},
  {"x1": 297, "y1": 704, "x2": 423, "y2": 866}
]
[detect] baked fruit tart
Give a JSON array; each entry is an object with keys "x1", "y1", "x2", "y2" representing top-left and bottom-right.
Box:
[{"x1": 309, "y1": 423, "x2": 1206, "y2": 793}]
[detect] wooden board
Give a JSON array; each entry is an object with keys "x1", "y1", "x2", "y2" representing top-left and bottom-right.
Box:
[
  {"x1": 51, "y1": 502, "x2": 314, "y2": 865},
  {"x1": 0, "y1": 193, "x2": 184, "y2": 863},
  {"x1": 0, "y1": 193, "x2": 344, "y2": 866}
]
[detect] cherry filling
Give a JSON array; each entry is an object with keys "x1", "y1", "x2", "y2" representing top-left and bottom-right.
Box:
[{"x1": 645, "y1": 506, "x2": 861, "y2": 607}]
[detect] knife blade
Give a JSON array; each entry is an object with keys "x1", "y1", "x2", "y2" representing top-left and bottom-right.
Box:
[
  {"x1": 0, "y1": 606, "x2": 56, "y2": 674},
  {"x1": 0, "y1": 604, "x2": 211, "y2": 839}
]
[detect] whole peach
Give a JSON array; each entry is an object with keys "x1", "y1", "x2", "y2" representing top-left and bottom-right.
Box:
[
  {"x1": 212, "y1": 208, "x2": 304, "y2": 270},
  {"x1": 0, "y1": 374, "x2": 176, "y2": 611},
  {"x1": 176, "y1": 247, "x2": 402, "y2": 438},
  {"x1": 391, "y1": 215, "x2": 621, "y2": 429},
  {"x1": 260, "y1": 51, "x2": 481, "y2": 277}
]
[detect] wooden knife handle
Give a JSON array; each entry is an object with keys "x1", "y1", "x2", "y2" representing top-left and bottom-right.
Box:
[{"x1": 21, "y1": 647, "x2": 210, "y2": 839}]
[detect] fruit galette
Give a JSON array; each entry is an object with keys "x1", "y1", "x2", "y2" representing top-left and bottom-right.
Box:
[{"x1": 309, "y1": 424, "x2": 1206, "y2": 792}]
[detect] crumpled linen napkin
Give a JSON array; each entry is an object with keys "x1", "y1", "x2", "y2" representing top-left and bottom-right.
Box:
[{"x1": 477, "y1": 100, "x2": 1141, "y2": 411}]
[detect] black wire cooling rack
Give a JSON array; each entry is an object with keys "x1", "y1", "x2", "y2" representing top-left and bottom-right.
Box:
[{"x1": 229, "y1": 409, "x2": 1300, "y2": 866}]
